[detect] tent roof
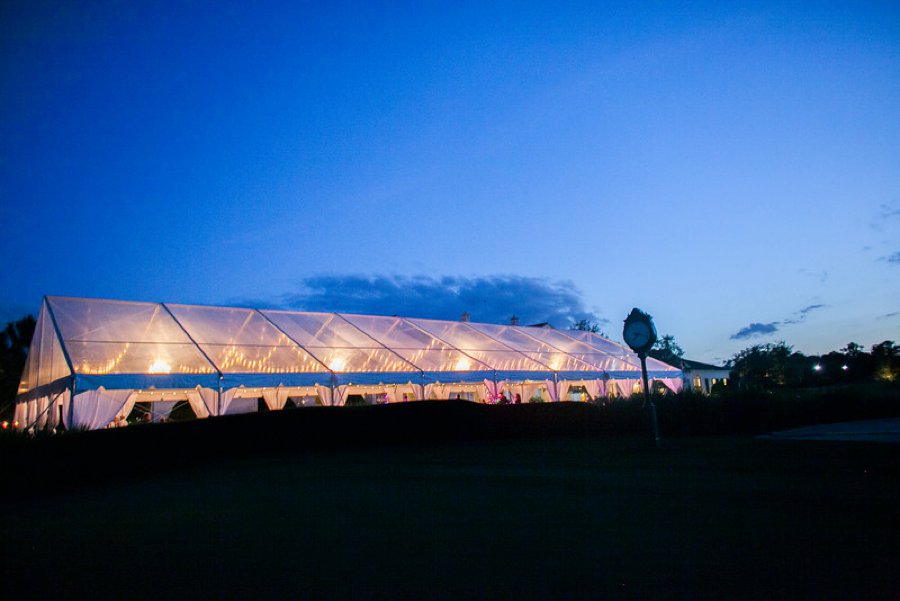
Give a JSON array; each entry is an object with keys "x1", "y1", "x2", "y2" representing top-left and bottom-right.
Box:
[{"x1": 17, "y1": 296, "x2": 682, "y2": 398}]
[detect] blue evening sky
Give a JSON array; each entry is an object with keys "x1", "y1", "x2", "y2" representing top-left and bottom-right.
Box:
[{"x1": 1, "y1": 1, "x2": 898, "y2": 363}]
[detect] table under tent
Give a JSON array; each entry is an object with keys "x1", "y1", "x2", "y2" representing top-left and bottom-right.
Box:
[{"x1": 14, "y1": 296, "x2": 683, "y2": 431}]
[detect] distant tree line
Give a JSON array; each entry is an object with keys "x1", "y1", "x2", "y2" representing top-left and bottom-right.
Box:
[
  {"x1": 570, "y1": 319, "x2": 897, "y2": 393},
  {"x1": 644, "y1": 333, "x2": 898, "y2": 391},
  {"x1": 727, "y1": 340, "x2": 898, "y2": 391}
]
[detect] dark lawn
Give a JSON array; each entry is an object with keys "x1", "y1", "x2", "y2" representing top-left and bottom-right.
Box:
[{"x1": 2, "y1": 435, "x2": 898, "y2": 600}]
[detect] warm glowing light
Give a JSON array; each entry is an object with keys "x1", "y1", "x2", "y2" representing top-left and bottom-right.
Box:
[
  {"x1": 455, "y1": 357, "x2": 471, "y2": 371},
  {"x1": 148, "y1": 359, "x2": 172, "y2": 374},
  {"x1": 1, "y1": 421, "x2": 7, "y2": 430},
  {"x1": 329, "y1": 356, "x2": 346, "y2": 371}
]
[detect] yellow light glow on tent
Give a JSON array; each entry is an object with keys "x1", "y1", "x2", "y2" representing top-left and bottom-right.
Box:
[
  {"x1": 148, "y1": 359, "x2": 172, "y2": 374},
  {"x1": 455, "y1": 357, "x2": 471, "y2": 371},
  {"x1": 329, "y1": 356, "x2": 345, "y2": 371}
]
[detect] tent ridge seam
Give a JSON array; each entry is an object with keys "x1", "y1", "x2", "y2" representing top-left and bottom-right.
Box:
[
  {"x1": 333, "y1": 313, "x2": 424, "y2": 379},
  {"x1": 553, "y1": 328, "x2": 642, "y2": 369},
  {"x1": 398, "y1": 317, "x2": 494, "y2": 373},
  {"x1": 43, "y1": 296, "x2": 75, "y2": 376},
  {"x1": 459, "y1": 320, "x2": 558, "y2": 373},
  {"x1": 255, "y1": 309, "x2": 336, "y2": 379},
  {"x1": 159, "y1": 302, "x2": 222, "y2": 379},
  {"x1": 499, "y1": 323, "x2": 597, "y2": 372}
]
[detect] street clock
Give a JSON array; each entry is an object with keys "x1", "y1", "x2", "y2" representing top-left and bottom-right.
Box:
[
  {"x1": 623, "y1": 308, "x2": 658, "y2": 355},
  {"x1": 622, "y1": 307, "x2": 661, "y2": 448}
]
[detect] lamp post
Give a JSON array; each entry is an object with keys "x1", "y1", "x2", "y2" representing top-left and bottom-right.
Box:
[{"x1": 623, "y1": 308, "x2": 660, "y2": 448}]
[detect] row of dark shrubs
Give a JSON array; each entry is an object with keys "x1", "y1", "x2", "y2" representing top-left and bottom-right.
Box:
[
  {"x1": 649, "y1": 382, "x2": 900, "y2": 436},
  {"x1": 2, "y1": 382, "x2": 898, "y2": 447},
  {"x1": 1, "y1": 383, "x2": 897, "y2": 497}
]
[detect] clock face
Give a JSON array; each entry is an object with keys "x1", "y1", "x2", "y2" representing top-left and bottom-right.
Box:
[{"x1": 624, "y1": 320, "x2": 653, "y2": 350}]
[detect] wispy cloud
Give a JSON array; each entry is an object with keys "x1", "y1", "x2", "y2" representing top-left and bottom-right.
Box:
[
  {"x1": 868, "y1": 204, "x2": 899, "y2": 265},
  {"x1": 798, "y1": 268, "x2": 829, "y2": 284},
  {"x1": 237, "y1": 274, "x2": 606, "y2": 328},
  {"x1": 879, "y1": 202, "x2": 900, "y2": 219},
  {"x1": 800, "y1": 304, "x2": 825, "y2": 315},
  {"x1": 730, "y1": 322, "x2": 780, "y2": 340},
  {"x1": 871, "y1": 202, "x2": 900, "y2": 231},
  {"x1": 731, "y1": 303, "x2": 827, "y2": 340},
  {"x1": 783, "y1": 303, "x2": 827, "y2": 325}
]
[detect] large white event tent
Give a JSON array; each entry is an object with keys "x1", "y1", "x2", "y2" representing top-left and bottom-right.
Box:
[{"x1": 14, "y1": 296, "x2": 683, "y2": 431}]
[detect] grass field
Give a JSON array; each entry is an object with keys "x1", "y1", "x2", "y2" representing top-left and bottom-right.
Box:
[{"x1": 1, "y1": 405, "x2": 899, "y2": 600}]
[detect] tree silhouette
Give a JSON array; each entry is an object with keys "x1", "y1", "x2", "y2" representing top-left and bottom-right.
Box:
[
  {"x1": 570, "y1": 319, "x2": 606, "y2": 336},
  {"x1": 871, "y1": 340, "x2": 897, "y2": 382},
  {"x1": 841, "y1": 342, "x2": 864, "y2": 357},
  {"x1": 649, "y1": 334, "x2": 684, "y2": 366},
  {"x1": 729, "y1": 341, "x2": 795, "y2": 390},
  {"x1": 0, "y1": 315, "x2": 36, "y2": 418}
]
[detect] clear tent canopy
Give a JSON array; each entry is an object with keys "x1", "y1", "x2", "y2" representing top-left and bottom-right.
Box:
[{"x1": 14, "y1": 296, "x2": 683, "y2": 430}]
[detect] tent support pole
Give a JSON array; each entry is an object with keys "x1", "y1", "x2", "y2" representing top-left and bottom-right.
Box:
[
  {"x1": 493, "y1": 372, "x2": 499, "y2": 403},
  {"x1": 67, "y1": 375, "x2": 76, "y2": 428},
  {"x1": 256, "y1": 309, "x2": 336, "y2": 382},
  {"x1": 43, "y1": 297, "x2": 76, "y2": 377},
  {"x1": 160, "y1": 303, "x2": 223, "y2": 415}
]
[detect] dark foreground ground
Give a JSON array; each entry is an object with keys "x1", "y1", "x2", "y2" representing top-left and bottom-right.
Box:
[{"x1": 1, "y1": 403, "x2": 898, "y2": 600}]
